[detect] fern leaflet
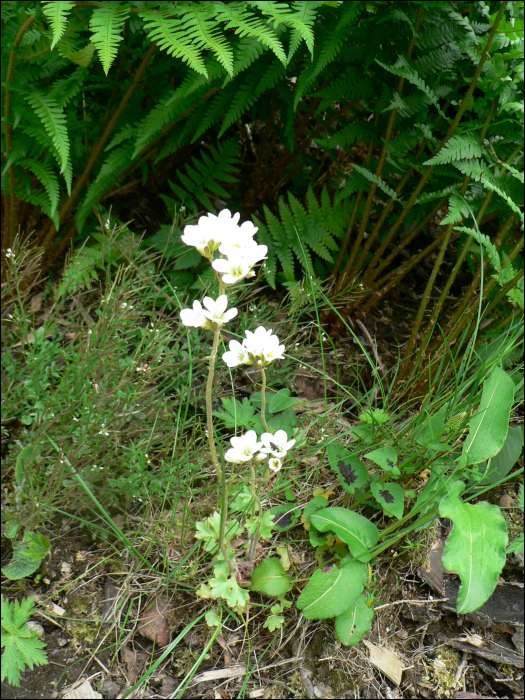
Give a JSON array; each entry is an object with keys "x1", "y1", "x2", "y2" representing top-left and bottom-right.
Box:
[
  {"x1": 42, "y1": 1, "x2": 75, "y2": 50},
  {"x1": 89, "y1": 3, "x2": 129, "y2": 75},
  {"x1": 23, "y1": 90, "x2": 69, "y2": 174}
]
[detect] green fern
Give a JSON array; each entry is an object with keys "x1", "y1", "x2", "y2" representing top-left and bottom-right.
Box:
[
  {"x1": 424, "y1": 134, "x2": 483, "y2": 165},
  {"x1": 41, "y1": 1, "x2": 75, "y2": 50},
  {"x1": 254, "y1": 186, "x2": 349, "y2": 288},
  {"x1": 23, "y1": 90, "x2": 69, "y2": 173},
  {"x1": 89, "y1": 3, "x2": 129, "y2": 75},
  {"x1": 160, "y1": 139, "x2": 241, "y2": 217},
  {"x1": 350, "y1": 162, "x2": 403, "y2": 203},
  {"x1": 17, "y1": 159, "x2": 59, "y2": 220}
]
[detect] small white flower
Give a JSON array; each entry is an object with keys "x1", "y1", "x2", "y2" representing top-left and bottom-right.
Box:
[
  {"x1": 243, "y1": 327, "x2": 274, "y2": 357},
  {"x1": 201, "y1": 295, "x2": 238, "y2": 327},
  {"x1": 222, "y1": 339, "x2": 253, "y2": 368},
  {"x1": 181, "y1": 209, "x2": 243, "y2": 258},
  {"x1": 180, "y1": 300, "x2": 210, "y2": 328},
  {"x1": 5, "y1": 248, "x2": 15, "y2": 259},
  {"x1": 268, "y1": 457, "x2": 282, "y2": 472},
  {"x1": 260, "y1": 430, "x2": 296, "y2": 458},
  {"x1": 225, "y1": 430, "x2": 263, "y2": 463},
  {"x1": 255, "y1": 452, "x2": 268, "y2": 462}
]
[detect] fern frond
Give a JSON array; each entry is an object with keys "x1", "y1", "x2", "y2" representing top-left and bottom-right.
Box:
[
  {"x1": 213, "y1": 3, "x2": 286, "y2": 65},
  {"x1": 293, "y1": 31, "x2": 345, "y2": 109},
  {"x1": 229, "y1": 36, "x2": 265, "y2": 78},
  {"x1": 479, "y1": 174, "x2": 525, "y2": 223},
  {"x1": 425, "y1": 134, "x2": 483, "y2": 165},
  {"x1": 89, "y1": 3, "x2": 129, "y2": 75},
  {"x1": 376, "y1": 57, "x2": 449, "y2": 121},
  {"x1": 252, "y1": 0, "x2": 317, "y2": 55},
  {"x1": 440, "y1": 192, "x2": 470, "y2": 225},
  {"x1": 350, "y1": 163, "x2": 402, "y2": 203},
  {"x1": 42, "y1": 1, "x2": 75, "y2": 50},
  {"x1": 447, "y1": 9, "x2": 480, "y2": 45},
  {"x1": 453, "y1": 225, "x2": 501, "y2": 272},
  {"x1": 23, "y1": 90, "x2": 69, "y2": 174},
  {"x1": 181, "y1": 5, "x2": 234, "y2": 76},
  {"x1": 139, "y1": 9, "x2": 206, "y2": 77},
  {"x1": 13, "y1": 180, "x2": 60, "y2": 230},
  {"x1": 17, "y1": 159, "x2": 60, "y2": 219},
  {"x1": 49, "y1": 67, "x2": 87, "y2": 109},
  {"x1": 165, "y1": 139, "x2": 240, "y2": 215}
]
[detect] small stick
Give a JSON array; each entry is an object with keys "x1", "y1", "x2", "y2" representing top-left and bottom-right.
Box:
[
  {"x1": 374, "y1": 597, "x2": 449, "y2": 610},
  {"x1": 356, "y1": 319, "x2": 386, "y2": 377}
]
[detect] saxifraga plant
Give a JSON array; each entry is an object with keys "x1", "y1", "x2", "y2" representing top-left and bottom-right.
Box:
[{"x1": 173, "y1": 206, "x2": 523, "y2": 645}]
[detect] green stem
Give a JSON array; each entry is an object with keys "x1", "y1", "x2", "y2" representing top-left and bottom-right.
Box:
[
  {"x1": 247, "y1": 461, "x2": 264, "y2": 566},
  {"x1": 260, "y1": 367, "x2": 270, "y2": 433},
  {"x1": 206, "y1": 326, "x2": 236, "y2": 578}
]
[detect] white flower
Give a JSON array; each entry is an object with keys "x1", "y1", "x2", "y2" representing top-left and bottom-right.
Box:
[
  {"x1": 212, "y1": 243, "x2": 267, "y2": 285},
  {"x1": 222, "y1": 339, "x2": 253, "y2": 368},
  {"x1": 219, "y1": 235, "x2": 263, "y2": 260},
  {"x1": 260, "y1": 430, "x2": 296, "y2": 459},
  {"x1": 255, "y1": 452, "x2": 268, "y2": 462},
  {"x1": 243, "y1": 327, "x2": 274, "y2": 357},
  {"x1": 180, "y1": 300, "x2": 210, "y2": 328},
  {"x1": 181, "y1": 210, "x2": 249, "y2": 258},
  {"x1": 268, "y1": 457, "x2": 282, "y2": 472},
  {"x1": 225, "y1": 430, "x2": 263, "y2": 463},
  {"x1": 242, "y1": 327, "x2": 285, "y2": 366},
  {"x1": 262, "y1": 334, "x2": 286, "y2": 364},
  {"x1": 201, "y1": 295, "x2": 238, "y2": 326}
]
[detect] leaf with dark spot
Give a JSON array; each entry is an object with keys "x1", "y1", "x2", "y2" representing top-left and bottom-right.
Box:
[
  {"x1": 327, "y1": 446, "x2": 368, "y2": 494},
  {"x1": 370, "y1": 482, "x2": 404, "y2": 520},
  {"x1": 379, "y1": 489, "x2": 394, "y2": 504},
  {"x1": 269, "y1": 505, "x2": 300, "y2": 532}
]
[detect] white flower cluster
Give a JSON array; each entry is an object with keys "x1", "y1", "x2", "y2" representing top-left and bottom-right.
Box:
[
  {"x1": 225, "y1": 429, "x2": 295, "y2": 473},
  {"x1": 179, "y1": 209, "x2": 267, "y2": 329},
  {"x1": 222, "y1": 326, "x2": 285, "y2": 368},
  {"x1": 181, "y1": 209, "x2": 267, "y2": 284}
]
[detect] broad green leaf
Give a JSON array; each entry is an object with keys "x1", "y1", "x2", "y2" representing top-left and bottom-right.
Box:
[
  {"x1": 335, "y1": 594, "x2": 374, "y2": 646},
  {"x1": 364, "y1": 447, "x2": 399, "y2": 476},
  {"x1": 462, "y1": 367, "x2": 514, "y2": 465},
  {"x1": 195, "y1": 513, "x2": 243, "y2": 552},
  {"x1": 370, "y1": 482, "x2": 404, "y2": 519},
  {"x1": 327, "y1": 445, "x2": 368, "y2": 493},
  {"x1": 310, "y1": 507, "x2": 379, "y2": 562},
  {"x1": 1, "y1": 543, "x2": 42, "y2": 581},
  {"x1": 439, "y1": 481, "x2": 508, "y2": 614},
  {"x1": 302, "y1": 496, "x2": 330, "y2": 522},
  {"x1": 296, "y1": 558, "x2": 367, "y2": 619},
  {"x1": 469, "y1": 426, "x2": 523, "y2": 490},
  {"x1": 359, "y1": 409, "x2": 390, "y2": 425},
  {"x1": 251, "y1": 558, "x2": 293, "y2": 596},
  {"x1": 269, "y1": 388, "x2": 297, "y2": 413},
  {"x1": 416, "y1": 405, "x2": 447, "y2": 446}
]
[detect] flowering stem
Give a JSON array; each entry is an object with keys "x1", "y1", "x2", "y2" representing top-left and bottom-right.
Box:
[
  {"x1": 260, "y1": 367, "x2": 270, "y2": 433},
  {"x1": 247, "y1": 461, "x2": 263, "y2": 566},
  {"x1": 206, "y1": 329, "x2": 236, "y2": 578},
  {"x1": 206, "y1": 330, "x2": 222, "y2": 480}
]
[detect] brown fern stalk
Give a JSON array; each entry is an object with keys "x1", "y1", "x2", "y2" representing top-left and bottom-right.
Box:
[
  {"x1": 40, "y1": 42, "x2": 158, "y2": 258},
  {"x1": 3, "y1": 13, "x2": 36, "y2": 249},
  {"x1": 339, "y1": 7, "x2": 424, "y2": 286}
]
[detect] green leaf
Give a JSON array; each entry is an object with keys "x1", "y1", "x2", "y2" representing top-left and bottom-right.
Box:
[
  {"x1": 416, "y1": 405, "x2": 448, "y2": 446},
  {"x1": 364, "y1": 447, "x2": 399, "y2": 476},
  {"x1": 269, "y1": 388, "x2": 297, "y2": 413},
  {"x1": 1, "y1": 543, "x2": 42, "y2": 581},
  {"x1": 296, "y1": 557, "x2": 368, "y2": 619},
  {"x1": 264, "y1": 605, "x2": 286, "y2": 632},
  {"x1": 302, "y1": 497, "x2": 331, "y2": 522},
  {"x1": 462, "y1": 367, "x2": 514, "y2": 465},
  {"x1": 335, "y1": 594, "x2": 374, "y2": 646},
  {"x1": 370, "y1": 482, "x2": 404, "y2": 520},
  {"x1": 251, "y1": 558, "x2": 293, "y2": 597},
  {"x1": 23, "y1": 532, "x2": 51, "y2": 563},
  {"x1": 469, "y1": 426, "x2": 523, "y2": 490},
  {"x1": 439, "y1": 481, "x2": 508, "y2": 614},
  {"x1": 1, "y1": 596, "x2": 48, "y2": 687},
  {"x1": 359, "y1": 409, "x2": 390, "y2": 426},
  {"x1": 327, "y1": 445, "x2": 368, "y2": 493},
  {"x1": 195, "y1": 513, "x2": 243, "y2": 553},
  {"x1": 269, "y1": 504, "x2": 300, "y2": 532},
  {"x1": 213, "y1": 396, "x2": 256, "y2": 430},
  {"x1": 310, "y1": 507, "x2": 379, "y2": 562}
]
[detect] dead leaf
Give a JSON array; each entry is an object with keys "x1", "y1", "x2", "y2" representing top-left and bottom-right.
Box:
[
  {"x1": 136, "y1": 596, "x2": 171, "y2": 647},
  {"x1": 30, "y1": 293, "x2": 43, "y2": 314},
  {"x1": 363, "y1": 640, "x2": 403, "y2": 686}
]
